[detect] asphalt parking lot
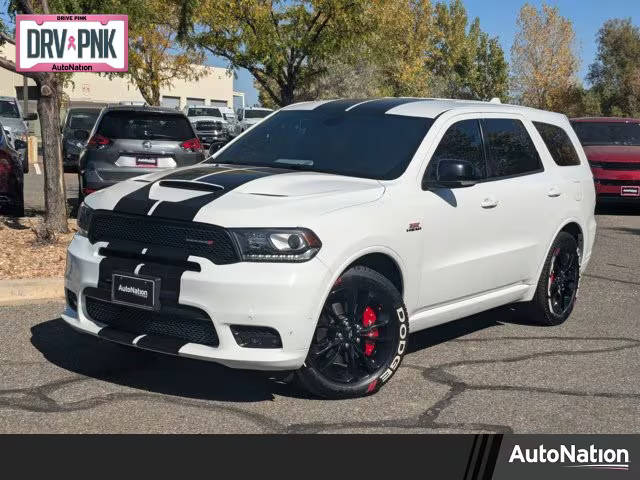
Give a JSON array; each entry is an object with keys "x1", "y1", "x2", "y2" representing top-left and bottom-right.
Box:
[{"x1": 1, "y1": 197, "x2": 639, "y2": 432}]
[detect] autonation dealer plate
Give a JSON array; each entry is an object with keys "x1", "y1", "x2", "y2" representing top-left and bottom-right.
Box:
[
  {"x1": 15, "y1": 14, "x2": 128, "y2": 72},
  {"x1": 112, "y1": 273, "x2": 160, "y2": 311}
]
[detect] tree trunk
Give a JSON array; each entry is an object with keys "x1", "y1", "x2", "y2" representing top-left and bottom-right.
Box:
[{"x1": 36, "y1": 74, "x2": 68, "y2": 235}]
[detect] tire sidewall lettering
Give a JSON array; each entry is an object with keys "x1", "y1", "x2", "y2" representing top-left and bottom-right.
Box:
[{"x1": 379, "y1": 306, "x2": 408, "y2": 384}]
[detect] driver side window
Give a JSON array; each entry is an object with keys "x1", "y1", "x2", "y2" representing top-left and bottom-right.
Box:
[{"x1": 425, "y1": 119, "x2": 486, "y2": 181}]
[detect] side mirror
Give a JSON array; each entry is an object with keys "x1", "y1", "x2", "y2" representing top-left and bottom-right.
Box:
[
  {"x1": 74, "y1": 129, "x2": 90, "y2": 141},
  {"x1": 423, "y1": 159, "x2": 479, "y2": 189},
  {"x1": 24, "y1": 112, "x2": 38, "y2": 121},
  {"x1": 208, "y1": 142, "x2": 225, "y2": 156},
  {"x1": 14, "y1": 139, "x2": 27, "y2": 150}
]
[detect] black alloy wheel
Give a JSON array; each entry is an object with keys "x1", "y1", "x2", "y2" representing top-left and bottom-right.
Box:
[
  {"x1": 526, "y1": 232, "x2": 580, "y2": 326},
  {"x1": 297, "y1": 266, "x2": 408, "y2": 398}
]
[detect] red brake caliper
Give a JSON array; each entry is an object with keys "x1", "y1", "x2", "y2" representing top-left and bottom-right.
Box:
[{"x1": 362, "y1": 306, "x2": 379, "y2": 356}]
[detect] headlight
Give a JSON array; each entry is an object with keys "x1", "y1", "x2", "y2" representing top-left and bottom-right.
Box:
[
  {"x1": 230, "y1": 228, "x2": 322, "y2": 262},
  {"x1": 76, "y1": 202, "x2": 94, "y2": 237}
]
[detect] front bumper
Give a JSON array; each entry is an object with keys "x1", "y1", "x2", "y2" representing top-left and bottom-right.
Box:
[
  {"x1": 592, "y1": 168, "x2": 640, "y2": 200},
  {"x1": 62, "y1": 234, "x2": 332, "y2": 370}
]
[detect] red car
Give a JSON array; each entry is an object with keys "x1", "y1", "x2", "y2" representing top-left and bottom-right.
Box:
[
  {"x1": 571, "y1": 117, "x2": 640, "y2": 203},
  {"x1": 0, "y1": 122, "x2": 25, "y2": 216}
]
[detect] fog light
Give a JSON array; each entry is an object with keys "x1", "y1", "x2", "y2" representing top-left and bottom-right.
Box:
[
  {"x1": 65, "y1": 289, "x2": 78, "y2": 311},
  {"x1": 230, "y1": 325, "x2": 282, "y2": 348}
]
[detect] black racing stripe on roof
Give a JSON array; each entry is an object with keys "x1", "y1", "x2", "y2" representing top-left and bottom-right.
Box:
[
  {"x1": 348, "y1": 98, "x2": 426, "y2": 114},
  {"x1": 312, "y1": 99, "x2": 366, "y2": 113}
]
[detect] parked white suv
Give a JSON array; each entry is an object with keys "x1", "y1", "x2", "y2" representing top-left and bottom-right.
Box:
[{"x1": 63, "y1": 98, "x2": 596, "y2": 398}]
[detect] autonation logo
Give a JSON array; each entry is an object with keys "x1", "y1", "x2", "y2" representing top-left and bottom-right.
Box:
[{"x1": 509, "y1": 444, "x2": 630, "y2": 471}]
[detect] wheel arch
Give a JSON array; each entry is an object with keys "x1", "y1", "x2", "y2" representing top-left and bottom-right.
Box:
[{"x1": 344, "y1": 252, "x2": 404, "y2": 296}]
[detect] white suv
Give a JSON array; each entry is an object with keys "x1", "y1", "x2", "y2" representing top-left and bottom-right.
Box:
[{"x1": 63, "y1": 98, "x2": 596, "y2": 398}]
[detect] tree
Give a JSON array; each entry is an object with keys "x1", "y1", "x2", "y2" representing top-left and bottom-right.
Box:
[
  {"x1": 510, "y1": 3, "x2": 580, "y2": 111},
  {"x1": 588, "y1": 19, "x2": 640, "y2": 117},
  {"x1": 180, "y1": 0, "x2": 371, "y2": 107},
  {"x1": 0, "y1": 0, "x2": 68, "y2": 235},
  {"x1": 128, "y1": 24, "x2": 206, "y2": 106},
  {"x1": 428, "y1": 0, "x2": 507, "y2": 100}
]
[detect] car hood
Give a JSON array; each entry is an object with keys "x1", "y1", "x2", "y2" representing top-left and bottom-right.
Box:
[
  {"x1": 188, "y1": 116, "x2": 228, "y2": 124},
  {"x1": 86, "y1": 164, "x2": 385, "y2": 226},
  {"x1": 0, "y1": 117, "x2": 27, "y2": 133},
  {"x1": 582, "y1": 145, "x2": 640, "y2": 163}
]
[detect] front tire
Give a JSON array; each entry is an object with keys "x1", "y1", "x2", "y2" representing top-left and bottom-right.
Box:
[
  {"x1": 526, "y1": 232, "x2": 580, "y2": 326},
  {"x1": 296, "y1": 266, "x2": 409, "y2": 399}
]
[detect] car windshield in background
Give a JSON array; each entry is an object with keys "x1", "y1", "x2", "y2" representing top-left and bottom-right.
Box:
[
  {"x1": 212, "y1": 110, "x2": 433, "y2": 180},
  {"x1": 188, "y1": 107, "x2": 222, "y2": 117},
  {"x1": 68, "y1": 112, "x2": 98, "y2": 131},
  {"x1": 245, "y1": 110, "x2": 272, "y2": 119},
  {"x1": 97, "y1": 111, "x2": 194, "y2": 141},
  {"x1": 572, "y1": 122, "x2": 640, "y2": 146},
  {"x1": 0, "y1": 100, "x2": 20, "y2": 118}
]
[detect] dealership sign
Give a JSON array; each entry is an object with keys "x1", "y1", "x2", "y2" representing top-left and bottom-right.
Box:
[{"x1": 15, "y1": 14, "x2": 128, "y2": 72}]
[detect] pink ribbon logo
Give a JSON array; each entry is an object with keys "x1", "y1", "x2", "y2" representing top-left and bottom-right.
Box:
[{"x1": 67, "y1": 35, "x2": 76, "y2": 50}]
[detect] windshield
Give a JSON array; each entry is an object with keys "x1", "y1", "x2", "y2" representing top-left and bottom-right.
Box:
[
  {"x1": 188, "y1": 107, "x2": 222, "y2": 117},
  {"x1": 67, "y1": 112, "x2": 99, "y2": 131},
  {"x1": 572, "y1": 121, "x2": 640, "y2": 146},
  {"x1": 211, "y1": 110, "x2": 433, "y2": 180},
  {"x1": 0, "y1": 100, "x2": 20, "y2": 118},
  {"x1": 97, "y1": 111, "x2": 195, "y2": 141},
  {"x1": 245, "y1": 109, "x2": 272, "y2": 119}
]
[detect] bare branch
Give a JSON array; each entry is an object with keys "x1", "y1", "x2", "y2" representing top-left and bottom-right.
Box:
[
  {"x1": 0, "y1": 32, "x2": 15, "y2": 45},
  {"x1": 41, "y1": 0, "x2": 50, "y2": 14},
  {"x1": 0, "y1": 56, "x2": 17, "y2": 73}
]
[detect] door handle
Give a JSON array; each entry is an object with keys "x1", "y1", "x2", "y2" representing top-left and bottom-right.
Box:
[
  {"x1": 547, "y1": 186, "x2": 562, "y2": 198},
  {"x1": 480, "y1": 197, "x2": 499, "y2": 209}
]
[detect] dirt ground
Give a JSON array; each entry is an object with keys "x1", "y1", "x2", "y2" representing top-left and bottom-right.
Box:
[{"x1": 0, "y1": 217, "x2": 76, "y2": 280}]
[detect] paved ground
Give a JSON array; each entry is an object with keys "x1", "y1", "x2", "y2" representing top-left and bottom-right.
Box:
[
  {"x1": 23, "y1": 170, "x2": 78, "y2": 214},
  {"x1": 1, "y1": 205, "x2": 639, "y2": 433}
]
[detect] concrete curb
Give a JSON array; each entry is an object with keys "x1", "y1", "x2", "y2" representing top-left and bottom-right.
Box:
[{"x1": 0, "y1": 277, "x2": 64, "y2": 305}]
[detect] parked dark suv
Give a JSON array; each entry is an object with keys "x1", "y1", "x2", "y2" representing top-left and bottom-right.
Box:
[
  {"x1": 78, "y1": 106, "x2": 205, "y2": 199},
  {"x1": 0, "y1": 121, "x2": 25, "y2": 216},
  {"x1": 62, "y1": 107, "x2": 100, "y2": 172}
]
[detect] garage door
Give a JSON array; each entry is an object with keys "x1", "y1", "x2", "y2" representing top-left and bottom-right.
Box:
[
  {"x1": 187, "y1": 97, "x2": 205, "y2": 106},
  {"x1": 161, "y1": 96, "x2": 180, "y2": 109},
  {"x1": 210, "y1": 100, "x2": 227, "y2": 107}
]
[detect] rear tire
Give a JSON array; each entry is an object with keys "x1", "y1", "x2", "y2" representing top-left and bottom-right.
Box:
[
  {"x1": 296, "y1": 266, "x2": 409, "y2": 399},
  {"x1": 526, "y1": 232, "x2": 580, "y2": 326}
]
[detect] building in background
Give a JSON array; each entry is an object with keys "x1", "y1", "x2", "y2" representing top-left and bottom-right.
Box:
[{"x1": 0, "y1": 44, "x2": 237, "y2": 141}]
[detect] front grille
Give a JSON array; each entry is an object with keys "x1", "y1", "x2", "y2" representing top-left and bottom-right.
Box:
[
  {"x1": 593, "y1": 162, "x2": 640, "y2": 171},
  {"x1": 195, "y1": 121, "x2": 222, "y2": 131},
  {"x1": 89, "y1": 211, "x2": 240, "y2": 265},
  {"x1": 85, "y1": 294, "x2": 219, "y2": 347}
]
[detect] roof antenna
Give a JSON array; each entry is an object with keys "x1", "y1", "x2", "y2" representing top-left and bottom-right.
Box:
[{"x1": 489, "y1": 97, "x2": 501, "y2": 104}]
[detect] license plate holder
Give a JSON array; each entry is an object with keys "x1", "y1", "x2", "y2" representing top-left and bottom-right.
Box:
[
  {"x1": 136, "y1": 157, "x2": 158, "y2": 167},
  {"x1": 621, "y1": 186, "x2": 640, "y2": 197},
  {"x1": 111, "y1": 272, "x2": 161, "y2": 310}
]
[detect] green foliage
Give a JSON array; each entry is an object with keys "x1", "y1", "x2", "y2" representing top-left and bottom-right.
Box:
[
  {"x1": 428, "y1": 0, "x2": 508, "y2": 100},
  {"x1": 588, "y1": 18, "x2": 640, "y2": 117}
]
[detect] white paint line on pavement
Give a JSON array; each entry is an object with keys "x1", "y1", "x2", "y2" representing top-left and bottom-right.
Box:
[{"x1": 33, "y1": 163, "x2": 41, "y2": 175}]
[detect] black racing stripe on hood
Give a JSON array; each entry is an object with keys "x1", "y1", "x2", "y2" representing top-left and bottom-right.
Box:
[
  {"x1": 158, "y1": 165, "x2": 236, "y2": 181},
  {"x1": 348, "y1": 98, "x2": 425, "y2": 114},
  {"x1": 312, "y1": 98, "x2": 365, "y2": 114},
  {"x1": 195, "y1": 166, "x2": 292, "y2": 188},
  {"x1": 148, "y1": 166, "x2": 290, "y2": 221},
  {"x1": 113, "y1": 182, "x2": 156, "y2": 215}
]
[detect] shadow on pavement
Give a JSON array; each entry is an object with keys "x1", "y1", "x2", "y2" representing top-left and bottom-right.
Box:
[
  {"x1": 596, "y1": 203, "x2": 640, "y2": 216},
  {"x1": 31, "y1": 305, "x2": 540, "y2": 403}
]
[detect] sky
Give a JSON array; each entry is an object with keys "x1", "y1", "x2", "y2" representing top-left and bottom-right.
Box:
[{"x1": 213, "y1": 0, "x2": 640, "y2": 109}]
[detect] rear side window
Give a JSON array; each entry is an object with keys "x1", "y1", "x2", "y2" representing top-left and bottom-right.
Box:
[
  {"x1": 427, "y1": 119, "x2": 486, "y2": 179},
  {"x1": 533, "y1": 122, "x2": 581, "y2": 166},
  {"x1": 97, "y1": 111, "x2": 195, "y2": 141},
  {"x1": 482, "y1": 119, "x2": 543, "y2": 178}
]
